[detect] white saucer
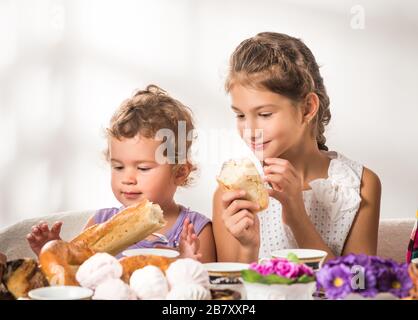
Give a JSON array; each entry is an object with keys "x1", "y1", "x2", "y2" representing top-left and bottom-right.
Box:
[
  {"x1": 204, "y1": 262, "x2": 249, "y2": 277},
  {"x1": 28, "y1": 286, "x2": 93, "y2": 300},
  {"x1": 270, "y1": 249, "x2": 327, "y2": 270},
  {"x1": 271, "y1": 248, "x2": 327, "y2": 260}
]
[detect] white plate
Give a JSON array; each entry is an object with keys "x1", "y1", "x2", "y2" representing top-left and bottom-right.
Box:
[
  {"x1": 204, "y1": 262, "x2": 249, "y2": 274},
  {"x1": 270, "y1": 249, "x2": 327, "y2": 260},
  {"x1": 122, "y1": 248, "x2": 180, "y2": 258},
  {"x1": 28, "y1": 286, "x2": 93, "y2": 300}
]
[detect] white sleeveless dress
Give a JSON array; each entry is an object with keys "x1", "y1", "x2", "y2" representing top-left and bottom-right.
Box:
[{"x1": 258, "y1": 151, "x2": 363, "y2": 258}]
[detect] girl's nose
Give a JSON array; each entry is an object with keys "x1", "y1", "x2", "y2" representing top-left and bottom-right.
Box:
[
  {"x1": 122, "y1": 169, "x2": 137, "y2": 185},
  {"x1": 243, "y1": 124, "x2": 264, "y2": 142},
  {"x1": 251, "y1": 127, "x2": 263, "y2": 139}
]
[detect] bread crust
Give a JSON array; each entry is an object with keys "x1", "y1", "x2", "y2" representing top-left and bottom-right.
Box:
[{"x1": 71, "y1": 199, "x2": 167, "y2": 256}]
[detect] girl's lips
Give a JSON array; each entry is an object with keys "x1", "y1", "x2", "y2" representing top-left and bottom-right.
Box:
[
  {"x1": 250, "y1": 141, "x2": 271, "y2": 151},
  {"x1": 122, "y1": 192, "x2": 142, "y2": 200}
]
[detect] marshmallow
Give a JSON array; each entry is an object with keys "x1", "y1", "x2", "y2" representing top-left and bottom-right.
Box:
[
  {"x1": 93, "y1": 278, "x2": 136, "y2": 300},
  {"x1": 76, "y1": 252, "x2": 122, "y2": 289},
  {"x1": 166, "y1": 283, "x2": 211, "y2": 300},
  {"x1": 130, "y1": 265, "x2": 169, "y2": 300},
  {"x1": 165, "y1": 258, "x2": 210, "y2": 289}
]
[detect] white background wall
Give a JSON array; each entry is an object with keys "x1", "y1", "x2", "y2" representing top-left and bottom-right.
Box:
[{"x1": 0, "y1": 0, "x2": 417, "y2": 228}]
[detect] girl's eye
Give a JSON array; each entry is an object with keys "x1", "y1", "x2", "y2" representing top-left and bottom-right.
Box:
[
  {"x1": 138, "y1": 167, "x2": 151, "y2": 171},
  {"x1": 113, "y1": 166, "x2": 123, "y2": 171},
  {"x1": 235, "y1": 114, "x2": 245, "y2": 119},
  {"x1": 259, "y1": 113, "x2": 272, "y2": 118}
]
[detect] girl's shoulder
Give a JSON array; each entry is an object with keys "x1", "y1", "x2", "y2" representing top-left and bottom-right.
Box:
[
  {"x1": 93, "y1": 207, "x2": 121, "y2": 224},
  {"x1": 326, "y1": 150, "x2": 381, "y2": 192},
  {"x1": 177, "y1": 206, "x2": 211, "y2": 234},
  {"x1": 308, "y1": 150, "x2": 380, "y2": 221},
  {"x1": 182, "y1": 206, "x2": 211, "y2": 227},
  {"x1": 324, "y1": 150, "x2": 363, "y2": 180},
  {"x1": 166, "y1": 206, "x2": 211, "y2": 247}
]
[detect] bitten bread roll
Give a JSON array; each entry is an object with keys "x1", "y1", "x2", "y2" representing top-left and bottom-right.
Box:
[
  {"x1": 71, "y1": 199, "x2": 167, "y2": 256},
  {"x1": 217, "y1": 158, "x2": 269, "y2": 212}
]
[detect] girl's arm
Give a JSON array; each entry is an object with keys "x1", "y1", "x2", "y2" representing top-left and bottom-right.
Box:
[
  {"x1": 197, "y1": 223, "x2": 217, "y2": 263},
  {"x1": 341, "y1": 167, "x2": 381, "y2": 256},
  {"x1": 212, "y1": 187, "x2": 260, "y2": 263}
]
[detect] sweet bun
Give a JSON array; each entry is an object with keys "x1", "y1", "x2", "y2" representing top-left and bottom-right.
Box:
[
  {"x1": 119, "y1": 255, "x2": 173, "y2": 283},
  {"x1": 217, "y1": 158, "x2": 269, "y2": 211},
  {"x1": 39, "y1": 240, "x2": 94, "y2": 286}
]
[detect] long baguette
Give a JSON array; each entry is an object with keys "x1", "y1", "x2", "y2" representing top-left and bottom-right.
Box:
[{"x1": 71, "y1": 199, "x2": 166, "y2": 256}]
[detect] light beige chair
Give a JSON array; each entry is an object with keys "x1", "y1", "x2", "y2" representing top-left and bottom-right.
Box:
[
  {"x1": 0, "y1": 214, "x2": 414, "y2": 262},
  {"x1": 377, "y1": 218, "x2": 415, "y2": 263},
  {"x1": 0, "y1": 210, "x2": 93, "y2": 260}
]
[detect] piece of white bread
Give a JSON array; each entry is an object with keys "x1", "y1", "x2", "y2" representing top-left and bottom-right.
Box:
[
  {"x1": 217, "y1": 158, "x2": 269, "y2": 212},
  {"x1": 71, "y1": 199, "x2": 166, "y2": 256}
]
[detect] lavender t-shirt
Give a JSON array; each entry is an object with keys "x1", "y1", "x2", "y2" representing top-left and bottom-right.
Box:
[{"x1": 93, "y1": 205, "x2": 211, "y2": 258}]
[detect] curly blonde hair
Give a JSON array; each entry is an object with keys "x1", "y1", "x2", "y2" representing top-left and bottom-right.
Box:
[
  {"x1": 226, "y1": 32, "x2": 331, "y2": 151},
  {"x1": 105, "y1": 84, "x2": 196, "y2": 186}
]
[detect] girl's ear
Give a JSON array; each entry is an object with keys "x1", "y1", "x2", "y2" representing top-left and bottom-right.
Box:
[
  {"x1": 174, "y1": 164, "x2": 192, "y2": 186},
  {"x1": 302, "y1": 92, "x2": 320, "y2": 124}
]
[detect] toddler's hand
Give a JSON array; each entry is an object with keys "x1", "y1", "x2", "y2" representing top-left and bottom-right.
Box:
[
  {"x1": 178, "y1": 218, "x2": 202, "y2": 261},
  {"x1": 26, "y1": 221, "x2": 62, "y2": 256}
]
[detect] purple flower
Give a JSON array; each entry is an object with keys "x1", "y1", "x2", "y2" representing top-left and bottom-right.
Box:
[
  {"x1": 370, "y1": 256, "x2": 386, "y2": 265},
  {"x1": 317, "y1": 254, "x2": 414, "y2": 299},
  {"x1": 376, "y1": 264, "x2": 413, "y2": 298},
  {"x1": 341, "y1": 254, "x2": 370, "y2": 267},
  {"x1": 351, "y1": 265, "x2": 378, "y2": 298},
  {"x1": 316, "y1": 264, "x2": 353, "y2": 299}
]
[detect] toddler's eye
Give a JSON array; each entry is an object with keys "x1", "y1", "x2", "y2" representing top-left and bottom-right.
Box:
[
  {"x1": 259, "y1": 113, "x2": 272, "y2": 118},
  {"x1": 138, "y1": 167, "x2": 151, "y2": 171},
  {"x1": 235, "y1": 114, "x2": 245, "y2": 119},
  {"x1": 112, "y1": 166, "x2": 123, "y2": 171}
]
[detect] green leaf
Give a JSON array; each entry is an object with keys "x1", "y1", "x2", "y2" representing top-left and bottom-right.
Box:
[
  {"x1": 297, "y1": 275, "x2": 315, "y2": 284},
  {"x1": 286, "y1": 252, "x2": 300, "y2": 263},
  {"x1": 241, "y1": 269, "x2": 263, "y2": 283},
  {"x1": 241, "y1": 270, "x2": 295, "y2": 285},
  {"x1": 261, "y1": 274, "x2": 294, "y2": 285}
]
